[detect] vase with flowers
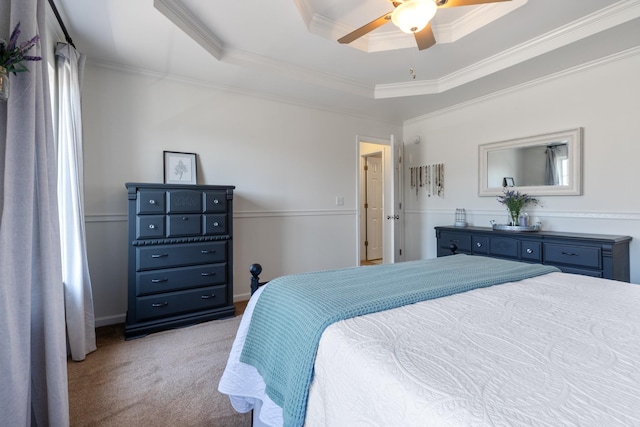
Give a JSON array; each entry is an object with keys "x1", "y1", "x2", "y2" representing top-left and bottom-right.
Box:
[
  {"x1": 0, "y1": 22, "x2": 42, "y2": 101},
  {"x1": 497, "y1": 189, "x2": 539, "y2": 226}
]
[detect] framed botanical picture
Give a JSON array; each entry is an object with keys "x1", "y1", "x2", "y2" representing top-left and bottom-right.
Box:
[{"x1": 164, "y1": 151, "x2": 197, "y2": 185}]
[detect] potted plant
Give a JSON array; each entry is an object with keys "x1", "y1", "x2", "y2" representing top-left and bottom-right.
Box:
[
  {"x1": 0, "y1": 22, "x2": 42, "y2": 101},
  {"x1": 497, "y1": 189, "x2": 539, "y2": 226}
]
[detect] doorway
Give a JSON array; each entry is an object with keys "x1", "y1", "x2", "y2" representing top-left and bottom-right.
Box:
[{"x1": 357, "y1": 135, "x2": 403, "y2": 266}]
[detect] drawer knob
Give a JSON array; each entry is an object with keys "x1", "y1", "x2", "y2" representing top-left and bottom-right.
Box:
[
  {"x1": 562, "y1": 251, "x2": 579, "y2": 256},
  {"x1": 201, "y1": 272, "x2": 216, "y2": 277},
  {"x1": 151, "y1": 253, "x2": 169, "y2": 258},
  {"x1": 201, "y1": 249, "x2": 216, "y2": 254},
  {"x1": 182, "y1": 216, "x2": 188, "y2": 220},
  {"x1": 151, "y1": 278, "x2": 168, "y2": 283},
  {"x1": 213, "y1": 222, "x2": 219, "y2": 227},
  {"x1": 149, "y1": 199, "x2": 156, "y2": 205},
  {"x1": 149, "y1": 224, "x2": 156, "y2": 229},
  {"x1": 476, "y1": 242, "x2": 482, "y2": 247},
  {"x1": 151, "y1": 302, "x2": 168, "y2": 308},
  {"x1": 201, "y1": 293, "x2": 216, "y2": 299},
  {"x1": 526, "y1": 248, "x2": 533, "y2": 254},
  {"x1": 213, "y1": 199, "x2": 219, "y2": 204}
]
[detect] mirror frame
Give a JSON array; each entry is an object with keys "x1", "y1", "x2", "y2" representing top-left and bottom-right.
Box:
[{"x1": 478, "y1": 128, "x2": 583, "y2": 197}]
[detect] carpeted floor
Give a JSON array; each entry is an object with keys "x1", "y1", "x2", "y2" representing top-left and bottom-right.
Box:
[{"x1": 67, "y1": 316, "x2": 251, "y2": 427}]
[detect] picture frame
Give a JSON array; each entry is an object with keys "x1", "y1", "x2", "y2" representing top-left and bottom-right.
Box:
[
  {"x1": 503, "y1": 177, "x2": 515, "y2": 187},
  {"x1": 163, "y1": 151, "x2": 197, "y2": 185}
]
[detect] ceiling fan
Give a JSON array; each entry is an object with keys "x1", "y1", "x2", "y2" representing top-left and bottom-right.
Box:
[{"x1": 338, "y1": 0, "x2": 512, "y2": 51}]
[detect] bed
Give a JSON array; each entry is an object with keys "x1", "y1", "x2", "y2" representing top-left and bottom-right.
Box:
[{"x1": 218, "y1": 255, "x2": 640, "y2": 427}]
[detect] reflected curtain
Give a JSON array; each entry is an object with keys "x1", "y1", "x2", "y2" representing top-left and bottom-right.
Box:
[
  {"x1": 0, "y1": 0, "x2": 70, "y2": 425},
  {"x1": 56, "y1": 42, "x2": 96, "y2": 361},
  {"x1": 545, "y1": 146, "x2": 560, "y2": 185}
]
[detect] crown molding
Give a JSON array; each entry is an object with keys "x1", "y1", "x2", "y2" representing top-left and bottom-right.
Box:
[
  {"x1": 403, "y1": 45, "x2": 640, "y2": 123},
  {"x1": 155, "y1": 0, "x2": 639, "y2": 101},
  {"x1": 375, "y1": 0, "x2": 640, "y2": 99},
  {"x1": 153, "y1": 0, "x2": 224, "y2": 60}
]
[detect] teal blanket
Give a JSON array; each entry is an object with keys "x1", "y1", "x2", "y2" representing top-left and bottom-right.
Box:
[{"x1": 240, "y1": 255, "x2": 559, "y2": 427}]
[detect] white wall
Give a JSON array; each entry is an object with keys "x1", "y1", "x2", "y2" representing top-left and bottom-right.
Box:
[
  {"x1": 82, "y1": 64, "x2": 401, "y2": 326},
  {"x1": 402, "y1": 49, "x2": 640, "y2": 284}
]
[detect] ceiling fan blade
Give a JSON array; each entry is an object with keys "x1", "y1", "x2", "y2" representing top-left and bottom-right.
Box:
[
  {"x1": 414, "y1": 23, "x2": 436, "y2": 50},
  {"x1": 338, "y1": 13, "x2": 392, "y2": 44},
  {"x1": 436, "y1": 0, "x2": 511, "y2": 8}
]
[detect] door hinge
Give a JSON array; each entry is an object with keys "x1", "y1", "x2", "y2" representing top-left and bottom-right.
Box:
[
  {"x1": 364, "y1": 241, "x2": 368, "y2": 246},
  {"x1": 364, "y1": 203, "x2": 368, "y2": 209},
  {"x1": 364, "y1": 165, "x2": 368, "y2": 171},
  {"x1": 399, "y1": 249, "x2": 402, "y2": 256}
]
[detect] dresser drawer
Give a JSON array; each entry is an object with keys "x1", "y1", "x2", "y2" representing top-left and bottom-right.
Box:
[
  {"x1": 521, "y1": 241, "x2": 542, "y2": 262},
  {"x1": 543, "y1": 243, "x2": 601, "y2": 269},
  {"x1": 439, "y1": 232, "x2": 471, "y2": 253},
  {"x1": 137, "y1": 190, "x2": 165, "y2": 214},
  {"x1": 167, "y1": 189, "x2": 202, "y2": 213},
  {"x1": 167, "y1": 214, "x2": 202, "y2": 237},
  {"x1": 490, "y1": 237, "x2": 518, "y2": 258},
  {"x1": 137, "y1": 263, "x2": 227, "y2": 296},
  {"x1": 204, "y1": 214, "x2": 227, "y2": 235},
  {"x1": 135, "y1": 284, "x2": 228, "y2": 321},
  {"x1": 136, "y1": 241, "x2": 227, "y2": 271},
  {"x1": 204, "y1": 191, "x2": 227, "y2": 212},
  {"x1": 136, "y1": 215, "x2": 165, "y2": 239}
]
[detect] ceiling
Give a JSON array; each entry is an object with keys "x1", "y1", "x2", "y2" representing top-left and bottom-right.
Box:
[{"x1": 54, "y1": 0, "x2": 640, "y2": 122}]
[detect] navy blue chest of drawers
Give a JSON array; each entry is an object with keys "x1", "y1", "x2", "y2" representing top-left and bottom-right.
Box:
[
  {"x1": 435, "y1": 226, "x2": 632, "y2": 282},
  {"x1": 125, "y1": 183, "x2": 235, "y2": 339}
]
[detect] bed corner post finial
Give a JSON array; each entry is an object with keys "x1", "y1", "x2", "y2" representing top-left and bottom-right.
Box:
[
  {"x1": 250, "y1": 263, "x2": 263, "y2": 295},
  {"x1": 449, "y1": 243, "x2": 458, "y2": 255}
]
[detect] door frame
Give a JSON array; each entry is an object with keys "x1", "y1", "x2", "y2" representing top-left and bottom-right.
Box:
[{"x1": 356, "y1": 135, "x2": 402, "y2": 265}]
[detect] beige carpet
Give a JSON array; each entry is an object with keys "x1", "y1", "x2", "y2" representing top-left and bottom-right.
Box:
[{"x1": 68, "y1": 316, "x2": 251, "y2": 427}]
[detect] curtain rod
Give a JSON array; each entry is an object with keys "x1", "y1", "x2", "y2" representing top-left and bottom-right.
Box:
[{"x1": 47, "y1": 0, "x2": 76, "y2": 48}]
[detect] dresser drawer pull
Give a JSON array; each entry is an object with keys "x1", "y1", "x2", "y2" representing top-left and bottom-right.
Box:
[
  {"x1": 200, "y1": 249, "x2": 216, "y2": 254},
  {"x1": 476, "y1": 242, "x2": 482, "y2": 247},
  {"x1": 562, "y1": 251, "x2": 579, "y2": 256},
  {"x1": 182, "y1": 216, "x2": 189, "y2": 220},
  {"x1": 151, "y1": 302, "x2": 168, "y2": 308},
  {"x1": 149, "y1": 199, "x2": 156, "y2": 205},
  {"x1": 151, "y1": 278, "x2": 168, "y2": 283},
  {"x1": 148, "y1": 224, "x2": 156, "y2": 229},
  {"x1": 213, "y1": 222, "x2": 219, "y2": 227},
  {"x1": 526, "y1": 248, "x2": 533, "y2": 254},
  {"x1": 151, "y1": 253, "x2": 169, "y2": 258},
  {"x1": 201, "y1": 293, "x2": 216, "y2": 299},
  {"x1": 200, "y1": 272, "x2": 217, "y2": 277},
  {"x1": 213, "y1": 199, "x2": 219, "y2": 204}
]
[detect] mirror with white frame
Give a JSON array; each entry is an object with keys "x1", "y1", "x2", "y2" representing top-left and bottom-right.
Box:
[{"x1": 478, "y1": 128, "x2": 583, "y2": 196}]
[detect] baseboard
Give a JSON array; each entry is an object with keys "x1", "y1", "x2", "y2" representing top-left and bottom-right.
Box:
[{"x1": 95, "y1": 313, "x2": 126, "y2": 328}]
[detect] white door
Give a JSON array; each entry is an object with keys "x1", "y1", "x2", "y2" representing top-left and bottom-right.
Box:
[
  {"x1": 383, "y1": 135, "x2": 404, "y2": 264},
  {"x1": 365, "y1": 155, "x2": 383, "y2": 260}
]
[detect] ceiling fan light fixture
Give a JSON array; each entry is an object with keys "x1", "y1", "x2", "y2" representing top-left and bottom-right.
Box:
[{"x1": 391, "y1": 0, "x2": 437, "y2": 34}]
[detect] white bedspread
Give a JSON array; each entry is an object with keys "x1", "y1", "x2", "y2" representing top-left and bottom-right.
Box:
[{"x1": 220, "y1": 272, "x2": 640, "y2": 426}]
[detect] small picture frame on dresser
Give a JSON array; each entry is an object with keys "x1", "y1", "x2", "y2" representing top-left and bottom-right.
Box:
[{"x1": 164, "y1": 151, "x2": 197, "y2": 185}]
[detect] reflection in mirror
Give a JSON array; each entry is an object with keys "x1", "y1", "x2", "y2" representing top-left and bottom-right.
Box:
[{"x1": 479, "y1": 128, "x2": 582, "y2": 196}]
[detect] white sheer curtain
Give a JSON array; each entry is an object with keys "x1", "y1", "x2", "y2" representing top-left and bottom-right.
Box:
[
  {"x1": 0, "y1": 0, "x2": 70, "y2": 424},
  {"x1": 56, "y1": 42, "x2": 96, "y2": 361},
  {"x1": 545, "y1": 146, "x2": 560, "y2": 186}
]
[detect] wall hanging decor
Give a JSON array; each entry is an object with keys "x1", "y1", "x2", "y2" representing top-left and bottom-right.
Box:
[{"x1": 410, "y1": 163, "x2": 444, "y2": 198}]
